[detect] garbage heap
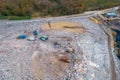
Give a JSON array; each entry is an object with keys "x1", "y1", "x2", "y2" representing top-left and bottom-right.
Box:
[{"x1": 0, "y1": 21, "x2": 120, "y2": 80}]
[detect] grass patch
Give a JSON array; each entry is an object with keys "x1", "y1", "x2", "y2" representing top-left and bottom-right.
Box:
[
  {"x1": 0, "y1": 16, "x2": 31, "y2": 20},
  {"x1": 86, "y1": 0, "x2": 120, "y2": 11},
  {"x1": 0, "y1": 16, "x2": 9, "y2": 19}
]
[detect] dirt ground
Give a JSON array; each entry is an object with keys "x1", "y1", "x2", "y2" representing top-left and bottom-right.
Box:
[{"x1": 40, "y1": 21, "x2": 85, "y2": 34}]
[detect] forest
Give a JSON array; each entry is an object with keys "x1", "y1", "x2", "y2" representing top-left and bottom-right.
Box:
[{"x1": 0, "y1": 0, "x2": 120, "y2": 18}]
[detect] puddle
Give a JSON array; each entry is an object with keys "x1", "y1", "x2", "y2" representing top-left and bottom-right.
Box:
[
  {"x1": 117, "y1": 55, "x2": 120, "y2": 60},
  {"x1": 112, "y1": 29, "x2": 120, "y2": 60}
]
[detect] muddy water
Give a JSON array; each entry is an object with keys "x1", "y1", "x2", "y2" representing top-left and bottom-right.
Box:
[{"x1": 112, "y1": 29, "x2": 120, "y2": 60}]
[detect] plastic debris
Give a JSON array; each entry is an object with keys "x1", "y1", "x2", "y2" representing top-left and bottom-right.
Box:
[
  {"x1": 89, "y1": 61, "x2": 99, "y2": 68},
  {"x1": 27, "y1": 36, "x2": 36, "y2": 41},
  {"x1": 40, "y1": 35, "x2": 48, "y2": 41},
  {"x1": 91, "y1": 73, "x2": 95, "y2": 79},
  {"x1": 60, "y1": 56, "x2": 70, "y2": 63},
  {"x1": 17, "y1": 35, "x2": 26, "y2": 39}
]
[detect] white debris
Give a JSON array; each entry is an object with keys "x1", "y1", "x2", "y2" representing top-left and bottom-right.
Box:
[
  {"x1": 89, "y1": 61, "x2": 99, "y2": 68},
  {"x1": 90, "y1": 73, "x2": 95, "y2": 80},
  {"x1": 91, "y1": 73, "x2": 95, "y2": 78}
]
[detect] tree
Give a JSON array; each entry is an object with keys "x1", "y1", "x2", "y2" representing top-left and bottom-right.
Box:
[{"x1": 81, "y1": 0, "x2": 87, "y2": 11}]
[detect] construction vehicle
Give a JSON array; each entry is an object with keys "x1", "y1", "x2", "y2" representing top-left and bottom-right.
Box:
[{"x1": 60, "y1": 56, "x2": 70, "y2": 63}]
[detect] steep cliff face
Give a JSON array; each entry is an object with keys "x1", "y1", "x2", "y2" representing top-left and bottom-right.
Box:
[{"x1": 0, "y1": 16, "x2": 120, "y2": 80}]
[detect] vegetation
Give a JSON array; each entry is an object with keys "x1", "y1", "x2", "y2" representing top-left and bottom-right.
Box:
[
  {"x1": 0, "y1": 0, "x2": 120, "y2": 19},
  {"x1": 87, "y1": 0, "x2": 120, "y2": 10},
  {"x1": 0, "y1": 16, "x2": 31, "y2": 20}
]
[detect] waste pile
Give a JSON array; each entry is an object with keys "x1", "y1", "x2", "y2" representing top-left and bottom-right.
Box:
[
  {"x1": 0, "y1": 18, "x2": 120, "y2": 80},
  {"x1": 89, "y1": 8, "x2": 120, "y2": 80}
]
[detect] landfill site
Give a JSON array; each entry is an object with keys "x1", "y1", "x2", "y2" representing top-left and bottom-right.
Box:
[{"x1": 0, "y1": 7, "x2": 120, "y2": 80}]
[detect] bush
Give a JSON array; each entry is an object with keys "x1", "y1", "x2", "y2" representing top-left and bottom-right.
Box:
[
  {"x1": 9, "y1": 16, "x2": 31, "y2": 20},
  {"x1": 0, "y1": 16, "x2": 31, "y2": 20}
]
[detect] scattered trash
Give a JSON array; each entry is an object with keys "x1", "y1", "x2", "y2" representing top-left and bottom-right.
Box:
[
  {"x1": 91, "y1": 73, "x2": 95, "y2": 78},
  {"x1": 89, "y1": 61, "x2": 99, "y2": 68},
  {"x1": 54, "y1": 42, "x2": 60, "y2": 45},
  {"x1": 40, "y1": 35, "x2": 48, "y2": 41},
  {"x1": 27, "y1": 36, "x2": 36, "y2": 41},
  {"x1": 54, "y1": 42, "x2": 61, "y2": 48},
  {"x1": 65, "y1": 48, "x2": 74, "y2": 53},
  {"x1": 60, "y1": 56, "x2": 70, "y2": 63},
  {"x1": 81, "y1": 68, "x2": 87, "y2": 74},
  {"x1": 91, "y1": 73, "x2": 95, "y2": 79},
  {"x1": 17, "y1": 35, "x2": 26, "y2": 39}
]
